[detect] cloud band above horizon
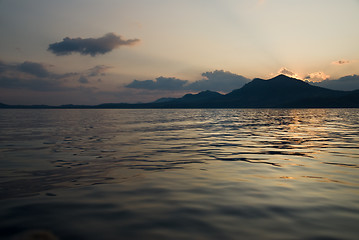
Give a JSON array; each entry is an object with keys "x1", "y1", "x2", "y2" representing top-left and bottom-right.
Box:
[{"x1": 126, "y1": 70, "x2": 250, "y2": 92}]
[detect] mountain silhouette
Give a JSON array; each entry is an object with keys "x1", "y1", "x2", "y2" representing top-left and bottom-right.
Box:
[
  {"x1": 1, "y1": 75, "x2": 358, "y2": 108},
  {"x1": 222, "y1": 74, "x2": 348, "y2": 107},
  {"x1": 148, "y1": 75, "x2": 358, "y2": 108},
  {"x1": 165, "y1": 90, "x2": 223, "y2": 108}
]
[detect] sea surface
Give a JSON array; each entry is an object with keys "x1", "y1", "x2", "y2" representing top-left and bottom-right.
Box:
[{"x1": 0, "y1": 109, "x2": 358, "y2": 240}]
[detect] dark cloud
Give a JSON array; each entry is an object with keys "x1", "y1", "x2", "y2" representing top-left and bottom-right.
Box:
[
  {"x1": 0, "y1": 61, "x2": 16, "y2": 74},
  {"x1": 0, "y1": 60, "x2": 78, "y2": 80},
  {"x1": 187, "y1": 70, "x2": 250, "y2": 92},
  {"x1": 17, "y1": 61, "x2": 51, "y2": 78},
  {"x1": 310, "y1": 75, "x2": 359, "y2": 91},
  {"x1": 78, "y1": 76, "x2": 89, "y2": 84},
  {"x1": 126, "y1": 77, "x2": 188, "y2": 90},
  {"x1": 125, "y1": 70, "x2": 250, "y2": 92},
  {"x1": 48, "y1": 33, "x2": 140, "y2": 57},
  {"x1": 0, "y1": 60, "x2": 95, "y2": 92}
]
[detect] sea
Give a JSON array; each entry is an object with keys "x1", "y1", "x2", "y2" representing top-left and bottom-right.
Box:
[{"x1": 0, "y1": 109, "x2": 358, "y2": 240}]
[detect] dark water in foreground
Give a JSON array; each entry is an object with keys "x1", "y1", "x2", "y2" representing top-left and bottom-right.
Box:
[{"x1": 0, "y1": 109, "x2": 358, "y2": 240}]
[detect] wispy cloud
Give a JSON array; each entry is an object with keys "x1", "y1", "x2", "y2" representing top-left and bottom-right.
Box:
[
  {"x1": 48, "y1": 33, "x2": 140, "y2": 57},
  {"x1": 87, "y1": 65, "x2": 112, "y2": 77},
  {"x1": 332, "y1": 59, "x2": 350, "y2": 65},
  {"x1": 78, "y1": 76, "x2": 89, "y2": 84}
]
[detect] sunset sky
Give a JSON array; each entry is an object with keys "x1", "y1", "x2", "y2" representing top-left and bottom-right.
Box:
[{"x1": 1, "y1": 0, "x2": 359, "y2": 105}]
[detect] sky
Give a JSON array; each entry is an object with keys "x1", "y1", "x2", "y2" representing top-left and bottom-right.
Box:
[{"x1": 0, "y1": 0, "x2": 359, "y2": 105}]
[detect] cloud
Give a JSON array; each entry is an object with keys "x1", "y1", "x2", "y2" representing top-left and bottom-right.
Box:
[
  {"x1": 278, "y1": 67, "x2": 299, "y2": 78},
  {"x1": 332, "y1": 60, "x2": 350, "y2": 65},
  {"x1": 304, "y1": 71, "x2": 330, "y2": 82},
  {"x1": 78, "y1": 76, "x2": 89, "y2": 84},
  {"x1": 1, "y1": 60, "x2": 49, "y2": 77},
  {"x1": 187, "y1": 70, "x2": 250, "y2": 92},
  {"x1": 0, "y1": 60, "x2": 101, "y2": 92},
  {"x1": 0, "y1": 60, "x2": 8, "y2": 73},
  {"x1": 126, "y1": 77, "x2": 188, "y2": 90},
  {"x1": 0, "y1": 61, "x2": 69, "y2": 91},
  {"x1": 87, "y1": 65, "x2": 112, "y2": 77},
  {"x1": 126, "y1": 70, "x2": 250, "y2": 92},
  {"x1": 311, "y1": 74, "x2": 359, "y2": 91},
  {"x1": 17, "y1": 61, "x2": 51, "y2": 78},
  {"x1": 48, "y1": 33, "x2": 140, "y2": 57},
  {"x1": 0, "y1": 60, "x2": 79, "y2": 80}
]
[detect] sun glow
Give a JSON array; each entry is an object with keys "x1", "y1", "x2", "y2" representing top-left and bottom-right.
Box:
[
  {"x1": 277, "y1": 67, "x2": 301, "y2": 79},
  {"x1": 305, "y1": 72, "x2": 330, "y2": 82}
]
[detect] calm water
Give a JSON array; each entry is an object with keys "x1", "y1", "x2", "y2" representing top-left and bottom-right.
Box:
[{"x1": 0, "y1": 109, "x2": 358, "y2": 240}]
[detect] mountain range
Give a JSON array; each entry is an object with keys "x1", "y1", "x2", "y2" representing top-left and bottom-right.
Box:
[{"x1": 1, "y1": 75, "x2": 359, "y2": 108}]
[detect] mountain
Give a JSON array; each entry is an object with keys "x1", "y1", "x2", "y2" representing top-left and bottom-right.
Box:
[
  {"x1": 0, "y1": 103, "x2": 9, "y2": 108},
  {"x1": 1, "y1": 75, "x2": 358, "y2": 108},
  {"x1": 154, "y1": 75, "x2": 358, "y2": 108},
  {"x1": 152, "y1": 97, "x2": 177, "y2": 103},
  {"x1": 168, "y1": 90, "x2": 223, "y2": 107},
  {"x1": 309, "y1": 75, "x2": 359, "y2": 91},
  {"x1": 222, "y1": 74, "x2": 349, "y2": 107}
]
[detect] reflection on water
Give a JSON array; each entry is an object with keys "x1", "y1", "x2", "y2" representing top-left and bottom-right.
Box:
[{"x1": 0, "y1": 109, "x2": 358, "y2": 240}]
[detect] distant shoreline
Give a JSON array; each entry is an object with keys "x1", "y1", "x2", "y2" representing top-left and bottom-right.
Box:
[{"x1": 1, "y1": 105, "x2": 358, "y2": 109}]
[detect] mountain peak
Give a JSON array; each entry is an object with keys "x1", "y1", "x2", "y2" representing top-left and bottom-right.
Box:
[
  {"x1": 236, "y1": 74, "x2": 306, "y2": 92},
  {"x1": 270, "y1": 74, "x2": 301, "y2": 82},
  {"x1": 225, "y1": 73, "x2": 338, "y2": 107},
  {"x1": 272, "y1": 74, "x2": 291, "y2": 79},
  {"x1": 251, "y1": 74, "x2": 302, "y2": 84},
  {"x1": 197, "y1": 90, "x2": 222, "y2": 96}
]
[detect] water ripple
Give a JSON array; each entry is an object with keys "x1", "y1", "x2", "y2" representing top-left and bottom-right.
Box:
[{"x1": 0, "y1": 109, "x2": 358, "y2": 239}]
